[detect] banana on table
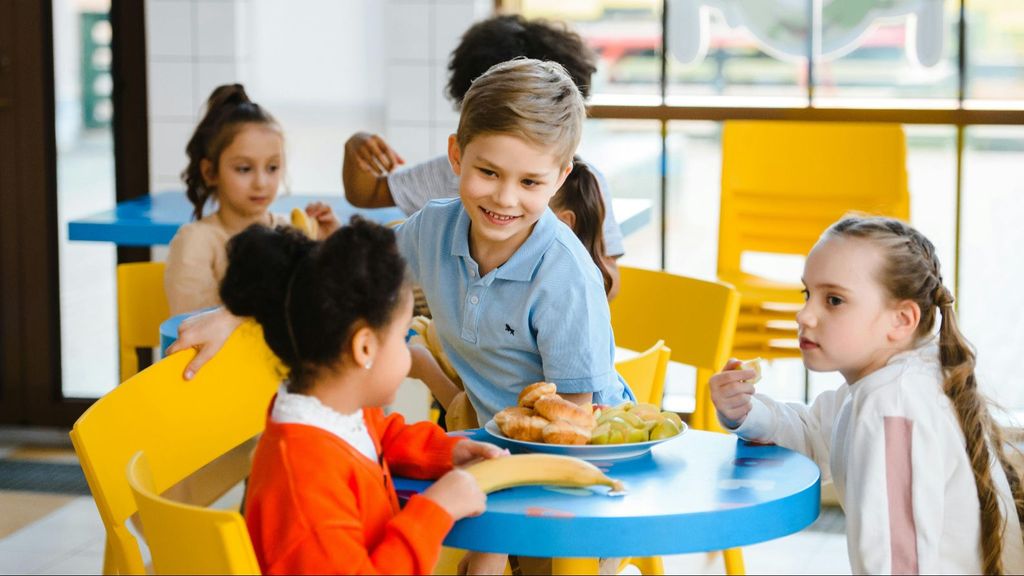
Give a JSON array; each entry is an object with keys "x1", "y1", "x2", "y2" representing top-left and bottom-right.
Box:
[{"x1": 463, "y1": 453, "x2": 624, "y2": 495}]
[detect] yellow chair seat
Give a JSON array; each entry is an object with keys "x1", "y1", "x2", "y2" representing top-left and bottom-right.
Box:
[{"x1": 128, "y1": 452, "x2": 260, "y2": 575}]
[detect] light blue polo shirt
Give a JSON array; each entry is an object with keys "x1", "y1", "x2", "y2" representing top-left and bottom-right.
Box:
[{"x1": 396, "y1": 198, "x2": 633, "y2": 424}]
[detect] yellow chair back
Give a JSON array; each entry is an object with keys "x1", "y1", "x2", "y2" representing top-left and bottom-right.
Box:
[
  {"x1": 719, "y1": 121, "x2": 909, "y2": 359},
  {"x1": 610, "y1": 266, "x2": 740, "y2": 432},
  {"x1": 118, "y1": 262, "x2": 170, "y2": 381},
  {"x1": 614, "y1": 340, "x2": 671, "y2": 407},
  {"x1": 70, "y1": 321, "x2": 279, "y2": 575},
  {"x1": 719, "y1": 120, "x2": 909, "y2": 275},
  {"x1": 127, "y1": 451, "x2": 261, "y2": 575}
]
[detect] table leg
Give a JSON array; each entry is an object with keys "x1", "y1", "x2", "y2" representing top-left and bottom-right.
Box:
[
  {"x1": 723, "y1": 547, "x2": 746, "y2": 575},
  {"x1": 551, "y1": 557, "x2": 600, "y2": 575}
]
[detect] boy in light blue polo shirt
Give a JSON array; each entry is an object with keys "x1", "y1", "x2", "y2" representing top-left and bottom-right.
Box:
[{"x1": 400, "y1": 58, "x2": 633, "y2": 426}]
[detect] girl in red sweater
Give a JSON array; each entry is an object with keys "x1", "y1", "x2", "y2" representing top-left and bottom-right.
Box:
[{"x1": 218, "y1": 217, "x2": 504, "y2": 574}]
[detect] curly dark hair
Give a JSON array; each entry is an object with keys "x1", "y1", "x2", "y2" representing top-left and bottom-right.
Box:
[
  {"x1": 446, "y1": 14, "x2": 597, "y2": 106},
  {"x1": 219, "y1": 216, "x2": 407, "y2": 392}
]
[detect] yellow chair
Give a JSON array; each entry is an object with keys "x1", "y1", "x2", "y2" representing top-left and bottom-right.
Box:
[
  {"x1": 609, "y1": 266, "x2": 744, "y2": 575},
  {"x1": 117, "y1": 262, "x2": 170, "y2": 381},
  {"x1": 127, "y1": 451, "x2": 260, "y2": 575},
  {"x1": 719, "y1": 121, "x2": 909, "y2": 359},
  {"x1": 611, "y1": 266, "x2": 740, "y2": 433},
  {"x1": 615, "y1": 340, "x2": 671, "y2": 408},
  {"x1": 70, "y1": 321, "x2": 280, "y2": 575}
]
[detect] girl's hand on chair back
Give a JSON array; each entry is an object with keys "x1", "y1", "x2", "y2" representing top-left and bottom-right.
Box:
[{"x1": 166, "y1": 307, "x2": 244, "y2": 380}]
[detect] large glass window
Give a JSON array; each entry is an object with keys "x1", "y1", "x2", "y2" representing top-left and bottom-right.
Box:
[
  {"x1": 966, "y1": 0, "x2": 1024, "y2": 103},
  {"x1": 519, "y1": 0, "x2": 662, "y2": 102},
  {"x1": 961, "y1": 126, "x2": 1024, "y2": 408},
  {"x1": 507, "y1": 0, "x2": 1024, "y2": 410}
]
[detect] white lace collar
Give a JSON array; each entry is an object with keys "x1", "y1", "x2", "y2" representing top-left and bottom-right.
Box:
[{"x1": 270, "y1": 383, "x2": 378, "y2": 462}]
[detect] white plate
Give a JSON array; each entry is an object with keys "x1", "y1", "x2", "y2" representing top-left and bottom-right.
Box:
[{"x1": 483, "y1": 419, "x2": 686, "y2": 461}]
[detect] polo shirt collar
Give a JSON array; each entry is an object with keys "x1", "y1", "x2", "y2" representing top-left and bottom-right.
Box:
[{"x1": 449, "y1": 206, "x2": 558, "y2": 282}]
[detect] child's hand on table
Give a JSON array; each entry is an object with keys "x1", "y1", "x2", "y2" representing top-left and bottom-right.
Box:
[
  {"x1": 304, "y1": 201, "x2": 340, "y2": 238},
  {"x1": 421, "y1": 469, "x2": 486, "y2": 521},
  {"x1": 451, "y1": 440, "x2": 508, "y2": 467},
  {"x1": 709, "y1": 358, "x2": 760, "y2": 429},
  {"x1": 165, "y1": 307, "x2": 243, "y2": 380}
]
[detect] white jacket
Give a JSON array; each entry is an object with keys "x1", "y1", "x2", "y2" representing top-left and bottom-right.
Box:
[{"x1": 729, "y1": 341, "x2": 1024, "y2": 574}]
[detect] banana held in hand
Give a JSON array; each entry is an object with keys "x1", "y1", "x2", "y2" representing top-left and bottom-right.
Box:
[
  {"x1": 463, "y1": 454, "x2": 625, "y2": 495},
  {"x1": 740, "y1": 357, "x2": 763, "y2": 384},
  {"x1": 290, "y1": 208, "x2": 319, "y2": 239}
]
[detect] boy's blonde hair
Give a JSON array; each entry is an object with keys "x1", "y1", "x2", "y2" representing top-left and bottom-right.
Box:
[{"x1": 456, "y1": 58, "x2": 585, "y2": 166}]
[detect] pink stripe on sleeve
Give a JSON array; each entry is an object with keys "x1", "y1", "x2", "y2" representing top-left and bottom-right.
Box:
[{"x1": 884, "y1": 416, "x2": 919, "y2": 575}]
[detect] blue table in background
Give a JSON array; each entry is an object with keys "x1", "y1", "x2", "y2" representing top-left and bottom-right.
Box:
[
  {"x1": 395, "y1": 428, "x2": 820, "y2": 567},
  {"x1": 68, "y1": 193, "x2": 651, "y2": 246},
  {"x1": 67, "y1": 193, "x2": 406, "y2": 246}
]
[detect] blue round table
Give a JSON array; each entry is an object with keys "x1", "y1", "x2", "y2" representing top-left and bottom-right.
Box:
[{"x1": 394, "y1": 428, "x2": 820, "y2": 566}]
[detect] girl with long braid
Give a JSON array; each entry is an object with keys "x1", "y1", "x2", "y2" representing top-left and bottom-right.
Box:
[{"x1": 709, "y1": 215, "x2": 1024, "y2": 574}]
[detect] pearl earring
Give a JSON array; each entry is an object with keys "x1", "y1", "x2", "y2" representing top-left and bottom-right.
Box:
[{"x1": 364, "y1": 361, "x2": 373, "y2": 370}]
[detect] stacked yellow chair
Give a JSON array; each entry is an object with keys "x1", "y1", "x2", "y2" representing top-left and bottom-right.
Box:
[
  {"x1": 70, "y1": 321, "x2": 279, "y2": 575},
  {"x1": 719, "y1": 121, "x2": 910, "y2": 360},
  {"x1": 608, "y1": 266, "x2": 744, "y2": 575},
  {"x1": 117, "y1": 262, "x2": 170, "y2": 381}
]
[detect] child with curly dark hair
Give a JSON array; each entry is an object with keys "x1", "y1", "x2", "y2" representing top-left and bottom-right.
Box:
[
  {"x1": 219, "y1": 218, "x2": 504, "y2": 574},
  {"x1": 342, "y1": 15, "x2": 624, "y2": 297}
]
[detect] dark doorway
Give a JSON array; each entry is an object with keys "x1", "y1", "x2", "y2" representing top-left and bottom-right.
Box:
[{"x1": 0, "y1": 0, "x2": 147, "y2": 426}]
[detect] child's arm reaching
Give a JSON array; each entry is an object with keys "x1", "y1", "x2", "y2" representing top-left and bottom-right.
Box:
[
  {"x1": 409, "y1": 344, "x2": 462, "y2": 410},
  {"x1": 342, "y1": 132, "x2": 402, "y2": 208},
  {"x1": 710, "y1": 359, "x2": 846, "y2": 477}
]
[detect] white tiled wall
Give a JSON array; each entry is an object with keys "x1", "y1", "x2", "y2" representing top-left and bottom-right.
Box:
[
  {"x1": 384, "y1": 0, "x2": 493, "y2": 165},
  {"x1": 145, "y1": 0, "x2": 250, "y2": 193}
]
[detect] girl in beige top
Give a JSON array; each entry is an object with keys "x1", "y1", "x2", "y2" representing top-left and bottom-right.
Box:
[{"x1": 166, "y1": 84, "x2": 336, "y2": 315}]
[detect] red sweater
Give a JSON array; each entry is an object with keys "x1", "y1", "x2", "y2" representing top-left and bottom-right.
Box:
[{"x1": 245, "y1": 406, "x2": 464, "y2": 575}]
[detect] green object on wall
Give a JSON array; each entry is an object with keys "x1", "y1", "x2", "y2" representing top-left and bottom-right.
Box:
[{"x1": 80, "y1": 11, "x2": 112, "y2": 129}]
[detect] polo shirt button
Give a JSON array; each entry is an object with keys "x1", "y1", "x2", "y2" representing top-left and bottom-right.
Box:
[{"x1": 470, "y1": 296, "x2": 479, "y2": 305}]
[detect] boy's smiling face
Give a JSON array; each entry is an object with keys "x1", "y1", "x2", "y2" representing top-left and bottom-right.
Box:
[{"x1": 448, "y1": 132, "x2": 572, "y2": 261}]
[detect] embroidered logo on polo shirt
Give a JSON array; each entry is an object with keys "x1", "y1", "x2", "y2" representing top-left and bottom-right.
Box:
[{"x1": 505, "y1": 324, "x2": 516, "y2": 336}]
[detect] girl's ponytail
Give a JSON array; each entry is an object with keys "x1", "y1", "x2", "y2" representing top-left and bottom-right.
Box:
[
  {"x1": 935, "y1": 284, "x2": 1024, "y2": 575},
  {"x1": 182, "y1": 84, "x2": 280, "y2": 220},
  {"x1": 552, "y1": 157, "x2": 612, "y2": 296}
]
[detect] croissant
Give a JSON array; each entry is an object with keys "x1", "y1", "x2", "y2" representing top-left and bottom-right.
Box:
[
  {"x1": 533, "y1": 395, "x2": 596, "y2": 431},
  {"x1": 517, "y1": 381, "x2": 557, "y2": 408},
  {"x1": 494, "y1": 406, "x2": 549, "y2": 442},
  {"x1": 541, "y1": 419, "x2": 590, "y2": 445}
]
